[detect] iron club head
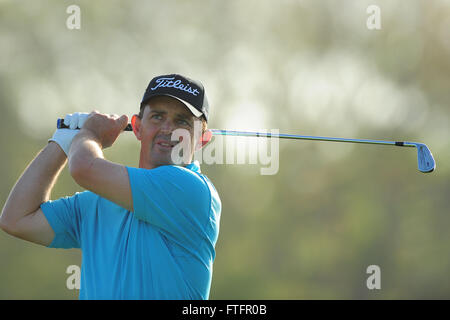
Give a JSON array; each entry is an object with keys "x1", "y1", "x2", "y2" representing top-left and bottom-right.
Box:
[{"x1": 414, "y1": 143, "x2": 436, "y2": 173}]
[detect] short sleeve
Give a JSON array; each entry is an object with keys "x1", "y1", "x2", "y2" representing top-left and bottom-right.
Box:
[
  {"x1": 40, "y1": 191, "x2": 88, "y2": 249},
  {"x1": 126, "y1": 165, "x2": 211, "y2": 246}
]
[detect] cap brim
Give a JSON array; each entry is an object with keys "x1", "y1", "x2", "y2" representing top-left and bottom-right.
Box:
[{"x1": 167, "y1": 95, "x2": 203, "y2": 118}]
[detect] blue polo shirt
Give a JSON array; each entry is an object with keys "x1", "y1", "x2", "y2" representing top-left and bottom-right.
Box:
[{"x1": 40, "y1": 161, "x2": 221, "y2": 300}]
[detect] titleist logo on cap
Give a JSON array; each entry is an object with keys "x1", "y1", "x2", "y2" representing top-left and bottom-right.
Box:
[{"x1": 150, "y1": 77, "x2": 200, "y2": 96}]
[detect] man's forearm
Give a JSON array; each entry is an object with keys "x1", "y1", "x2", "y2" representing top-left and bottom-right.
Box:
[
  {"x1": 0, "y1": 142, "x2": 67, "y2": 226},
  {"x1": 68, "y1": 126, "x2": 133, "y2": 211},
  {"x1": 68, "y1": 129, "x2": 104, "y2": 178}
]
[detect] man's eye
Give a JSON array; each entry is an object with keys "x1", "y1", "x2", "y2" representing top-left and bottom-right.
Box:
[
  {"x1": 178, "y1": 119, "x2": 191, "y2": 126},
  {"x1": 151, "y1": 114, "x2": 162, "y2": 120}
]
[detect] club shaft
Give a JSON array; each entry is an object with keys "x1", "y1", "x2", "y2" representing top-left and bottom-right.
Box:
[
  {"x1": 209, "y1": 129, "x2": 417, "y2": 148},
  {"x1": 56, "y1": 120, "x2": 416, "y2": 148}
]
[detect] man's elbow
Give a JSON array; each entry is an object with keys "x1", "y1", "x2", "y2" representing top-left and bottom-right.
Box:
[
  {"x1": 0, "y1": 216, "x2": 8, "y2": 233},
  {"x1": 0, "y1": 212, "x2": 17, "y2": 236}
]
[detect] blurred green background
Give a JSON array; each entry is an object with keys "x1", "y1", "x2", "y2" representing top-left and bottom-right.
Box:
[{"x1": 1, "y1": 0, "x2": 449, "y2": 299}]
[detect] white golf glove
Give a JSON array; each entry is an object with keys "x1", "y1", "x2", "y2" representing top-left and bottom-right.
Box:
[{"x1": 49, "y1": 112, "x2": 90, "y2": 156}]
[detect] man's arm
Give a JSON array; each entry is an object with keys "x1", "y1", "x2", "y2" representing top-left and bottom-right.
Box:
[
  {"x1": 68, "y1": 113, "x2": 133, "y2": 212},
  {"x1": 0, "y1": 142, "x2": 66, "y2": 246}
]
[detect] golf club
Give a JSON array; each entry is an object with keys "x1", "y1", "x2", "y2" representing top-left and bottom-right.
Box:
[{"x1": 56, "y1": 119, "x2": 436, "y2": 173}]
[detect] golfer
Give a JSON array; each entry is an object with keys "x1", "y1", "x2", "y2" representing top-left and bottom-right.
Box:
[{"x1": 0, "y1": 74, "x2": 221, "y2": 300}]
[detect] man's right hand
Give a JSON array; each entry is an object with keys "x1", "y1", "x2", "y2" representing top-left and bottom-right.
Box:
[{"x1": 49, "y1": 112, "x2": 89, "y2": 156}]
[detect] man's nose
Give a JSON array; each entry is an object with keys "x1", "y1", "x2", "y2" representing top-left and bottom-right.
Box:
[{"x1": 159, "y1": 118, "x2": 176, "y2": 134}]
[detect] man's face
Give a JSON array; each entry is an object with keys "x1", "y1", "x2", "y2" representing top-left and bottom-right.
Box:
[{"x1": 132, "y1": 96, "x2": 201, "y2": 169}]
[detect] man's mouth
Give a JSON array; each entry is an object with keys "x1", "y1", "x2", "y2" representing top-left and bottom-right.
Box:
[
  {"x1": 157, "y1": 142, "x2": 174, "y2": 148},
  {"x1": 155, "y1": 140, "x2": 179, "y2": 149}
]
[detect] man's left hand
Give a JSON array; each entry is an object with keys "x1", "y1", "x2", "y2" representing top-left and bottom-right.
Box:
[{"x1": 80, "y1": 111, "x2": 129, "y2": 149}]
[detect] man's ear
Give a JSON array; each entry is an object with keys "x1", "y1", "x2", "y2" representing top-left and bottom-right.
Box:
[
  {"x1": 131, "y1": 114, "x2": 142, "y2": 140},
  {"x1": 195, "y1": 129, "x2": 212, "y2": 151}
]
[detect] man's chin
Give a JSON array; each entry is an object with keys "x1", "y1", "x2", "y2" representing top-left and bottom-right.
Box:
[{"x1": 147, "y1": 148, "x2": 193, "y2": 168}]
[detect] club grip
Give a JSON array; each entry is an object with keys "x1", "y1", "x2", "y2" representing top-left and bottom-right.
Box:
[{"x1": 56, "y1": 118, "x2": 133, "y2": 131}]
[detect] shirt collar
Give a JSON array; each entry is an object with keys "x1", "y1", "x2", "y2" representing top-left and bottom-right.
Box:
[{"x1": 185, "y1": 160, "x2": 201, "y2": 173}]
